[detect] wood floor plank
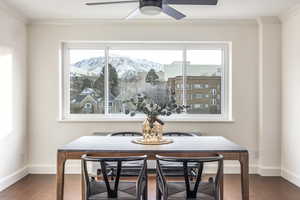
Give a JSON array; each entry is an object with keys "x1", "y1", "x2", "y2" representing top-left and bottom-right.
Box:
[{"x1": 0, "y1": 174, "x2": 299, "y2": 200}]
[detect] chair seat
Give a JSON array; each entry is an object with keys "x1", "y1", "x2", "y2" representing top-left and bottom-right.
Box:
[
  {"x1": 89, "y1": 191, "x2": 136, "y2": 200},
  {"x1": 89, "y1": 181, "x2": 137, "y2": 200},
  {"x1": 167, "y1": 192, "x2": 215, "y2": 200},
  {"x1": 166, "y1": 181, "x2": 216, "y2": 200}
]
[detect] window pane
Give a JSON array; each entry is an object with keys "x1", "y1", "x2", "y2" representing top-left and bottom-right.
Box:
[
  {"x1": 186, "y1": 50, "x2": 222, "y2": 65},
  {"x1": 69, "y1": 49, "x2": 105, "y2": 114},
  {"x1": 108, "y1": 50, "x2": 183, "y2": 114},
  {"x1": 186, "y1": 50, "x2": 222, "y2": 114}
]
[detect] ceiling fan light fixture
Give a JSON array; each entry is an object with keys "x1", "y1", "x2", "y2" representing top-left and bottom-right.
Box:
[
  {"x1": 139, "y1": 0, "x2": 163, "y2": 16},
  {"x1": 140, "y1": 5, "x2": 162, "y2": 15}
]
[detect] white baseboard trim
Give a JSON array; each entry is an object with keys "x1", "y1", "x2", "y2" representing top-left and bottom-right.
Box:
[
  {"x1": 257, "y1": 166, "x2": 281, "y2": 176},
  {"x1": 28, "y1": 164, "x2": 81, "y2": 174},
  {"x1": 28, "y1": 164, "x2": 259, "y2": 175},
  {"x1": 0, "y1": 167, "x2": 29, "y2": 192},
  {"x1": 204, "y1": 164, "x2": 258, "y2": 174},
  {"x1": 0, "y1": 164, "x2": 285, "y2": 191},
  {"x1": 281, "y1": 168, "x2": 300, "y2": 187}
]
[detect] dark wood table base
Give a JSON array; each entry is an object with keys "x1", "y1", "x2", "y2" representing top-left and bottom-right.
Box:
[
  {"x1": 56, "y1": 136, "x2": 249, "y2": 200},
  {"x1": 56, "y1": 151, "x2": 249, "y2": 200}
]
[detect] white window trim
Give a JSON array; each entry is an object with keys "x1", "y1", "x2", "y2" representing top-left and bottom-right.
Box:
[{"x1": 59, "y1": 41, "x2": 233, "y2": 122}]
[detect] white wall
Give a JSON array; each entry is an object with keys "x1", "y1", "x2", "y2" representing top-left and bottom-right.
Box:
[
  {"x1": 0, "y1": 3, "x2": 28, "y2": 191},
  {"x1": 281, "y1": 6, "x2": 300, "y2": 187},
  {"x1": 257, "y1": 17, "x2": 282, "y2": 176},
  {"x1": 27, "y1": 20, "x2": 261, "y2": 173}
]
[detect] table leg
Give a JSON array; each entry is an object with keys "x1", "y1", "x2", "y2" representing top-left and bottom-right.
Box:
[
  {"x1": 220, "y1": 160, "x2": 224, "y2": 200},
  {"x1": 239, "y1": 152, "x2": 249, "y2": 200},
  {"x1": 81, "y1": 170, "x2": 85, "y2": 200},
  {"x1": 57, "y1": 152, "x2": 66, "y2": 200}
]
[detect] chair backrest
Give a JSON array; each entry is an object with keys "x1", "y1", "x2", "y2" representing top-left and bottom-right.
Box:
[
  {"x1": 81, "y1": 155, "x2": 147, "y2": 199},
  {"x1": 163, "y1": 132, "x2": 198, "y2": 137},
  {"x1": 156, "y1": 154, "x2": 223, "y2": 199},
  {"x1": 108, "y1": 132, "x2": 142, "y2": 137}
]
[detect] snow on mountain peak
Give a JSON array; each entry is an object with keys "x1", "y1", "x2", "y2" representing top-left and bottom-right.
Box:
[{"x1": 71, "y1": 56, "x2": 163, "y2": 79}]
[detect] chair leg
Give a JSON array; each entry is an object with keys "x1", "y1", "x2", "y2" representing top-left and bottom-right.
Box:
[
  {"x1": 156, "y1": 182, "x2": 161, "y2": 200},
  {"x1": 143, "y1": 183, "x2": 148, "y2": 200}
]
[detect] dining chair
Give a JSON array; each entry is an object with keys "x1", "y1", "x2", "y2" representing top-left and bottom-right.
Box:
[
  {"x1": 159, "y1": 132, "x2": 199, "y2": 179},
  {"x1": 162, "y1": 132, "x2": 199, "y2": 137},
  {"x1": 105, "y1": 132, "x2": 199, "y2": 179},
  {"x1": 156, "y1": 154, "x2": 224, "y2": 200},
  {"x1": 81, "y1": 154, "x2": 148, "y2": 200},
  {"x1": 103, "y1": 132, "x2": 143, "y2": 179},
  {"x1": 108, "y1": 132, "x2": 143, "y2": 137}
]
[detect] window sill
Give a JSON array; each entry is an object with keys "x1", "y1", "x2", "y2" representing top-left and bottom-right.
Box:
[{"x1": 57, "y1": 116, "x2": 235, "y2": 123}]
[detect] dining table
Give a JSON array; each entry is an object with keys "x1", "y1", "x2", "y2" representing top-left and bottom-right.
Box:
[{"x1": 56, "y1": 135, "x2": 249, "y2": 200}]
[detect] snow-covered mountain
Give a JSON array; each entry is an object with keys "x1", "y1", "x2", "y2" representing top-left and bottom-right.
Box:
[{"x1": 71, "y1": 56, "x2": 163, "y2": 79}]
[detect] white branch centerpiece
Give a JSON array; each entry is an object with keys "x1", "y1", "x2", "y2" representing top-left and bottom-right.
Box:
[{"x1": 123, "y1": 93, "x2": 189, "y2": 145}]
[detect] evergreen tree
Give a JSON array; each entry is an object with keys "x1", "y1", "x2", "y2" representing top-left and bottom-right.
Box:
[
  {"x1": 145, "y1": 69, "x2": 159, "y2": 85},
  {"x1": 81, "y1": 78, "x2": 92, "y2": 90},
  {"x1": 94, "y1": 74, "x2": 104, "y2": 97},
  {"x1": 94, "y1": 64, "x2": 119, "y2": 97},
  {"x1": 108, "y1": 64, "x2": 120, "y2": 97}
]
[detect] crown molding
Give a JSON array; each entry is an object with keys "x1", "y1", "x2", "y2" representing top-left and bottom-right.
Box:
[
  {"x1": 0, "y1": 0, "x2": 28, "y2": 24},
  {"x1": 280, "y1": 3, "x2": 300, "y2": 22},
  {"x1": 29, "y1": 18, "x2": 257, "y2": 26}
]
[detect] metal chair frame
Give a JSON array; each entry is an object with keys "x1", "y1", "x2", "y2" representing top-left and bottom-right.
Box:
[
  {"x1": 105, "y1": 132, "x2": 199, "y2": 180},
  {"x1": 156, "y1": 154, "x2": 224, "y2": 200},
  {"x1": 82, "y1": 155, "x2": 148, "y2": 200}
]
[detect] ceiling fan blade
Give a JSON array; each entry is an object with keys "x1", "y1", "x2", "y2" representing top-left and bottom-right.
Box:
[
  {"x1": 86, "y1": 1, "x2": 138, "y2": 6},
  {"x1": 162, "y1": 5, "x2": 186, "y2": 20},
  {"x1": 164, "y1": 0, "x2": 218, "y2": 5},
  {"x1": 126, "y1": 8, "x2": 141, "y2": 19}
]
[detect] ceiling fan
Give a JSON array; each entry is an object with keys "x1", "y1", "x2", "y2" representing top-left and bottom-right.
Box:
[{"x1": 85, "y1": 0, "x2": 219, "y2": 20}]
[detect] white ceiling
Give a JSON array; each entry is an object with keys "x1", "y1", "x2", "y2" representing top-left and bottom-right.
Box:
[{"x1": 4, "y1": 0, "x2": 300, "y2": 20}]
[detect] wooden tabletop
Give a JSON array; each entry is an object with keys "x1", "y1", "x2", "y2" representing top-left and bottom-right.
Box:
[{"x1": 58, "y1": 136, "x2": 247, "y2": 153}]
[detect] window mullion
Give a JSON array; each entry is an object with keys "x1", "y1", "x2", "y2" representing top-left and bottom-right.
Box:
[
  {"x1": 183, "y1": 49, "x2": 187, "y2": 106},
  {"x1": 104, "y1": 47, "x2": 109, "y2": 115}
]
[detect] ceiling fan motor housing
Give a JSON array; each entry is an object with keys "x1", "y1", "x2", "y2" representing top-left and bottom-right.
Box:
[{"x1": 139, "y1": 0, "x2": 163, "y2": 15}]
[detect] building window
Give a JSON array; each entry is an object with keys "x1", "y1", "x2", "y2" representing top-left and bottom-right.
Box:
[
  {"x1": 193, "y1": 93, "x2": 204, "y2": 99},
  {"x1": 211, "y1": 88, "x2": 217, "y2": 95},
  {"x1": 193, "y1": 104, "x2": 203, "y2": 109},
  {"x1": 61, "y1": 42, "x2": 230, "y2": 121},
  {"x1": 193, "y1": 84, "x2": 203, "y2": 89},
  {"x1": 211, "y1": 98, "x2": 217, "y2": 105}
]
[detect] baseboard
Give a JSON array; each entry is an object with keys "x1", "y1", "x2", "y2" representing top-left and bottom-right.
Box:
[
  {"x1": 0, "y1": 167, "x2": 29, "y2": 192},
  {"x1": 281, "y1": 168, "x2": 300, "y2": 187},
  {"x1": 257, "y1": 166, "x2": 281, "y2": 176},
  {"x1": 28, "y1": 164, "x2": 81, "y2": 174},
  {"x1": 28, "y1": 164, "x2": 258, "y2": 175}
]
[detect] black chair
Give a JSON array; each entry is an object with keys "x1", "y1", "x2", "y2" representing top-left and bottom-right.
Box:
[
  {"x1": 163, "y1": 132, "x2": 199, "y2": 137},
  {"x1": 156, "y1": 154, "x2": 223, "y2": 200},
  {"x1": 160, "y1": 132, "x2": 199, "y2": 178},
  {"x1": 103, "y1": 132, "x2": 143, "y2": 178},
  {"x1": 108, "y1": 132, "x2": 143, "y2": 137},
  {"x1": 81, "y1": 155, "x2": 148, "y2": 200},
  {"x1": 106, "y1": 132, "x2": 199, "y2": 179}
]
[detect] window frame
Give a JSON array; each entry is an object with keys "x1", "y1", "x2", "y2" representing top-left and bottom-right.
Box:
[{"x1": 59, "y1": 41, "x2": 232, "y2": 122}]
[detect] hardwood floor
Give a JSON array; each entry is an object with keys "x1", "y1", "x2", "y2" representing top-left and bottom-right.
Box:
[{"x1": 0, "y1": 174, "x2": 300, "y2": 200}]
